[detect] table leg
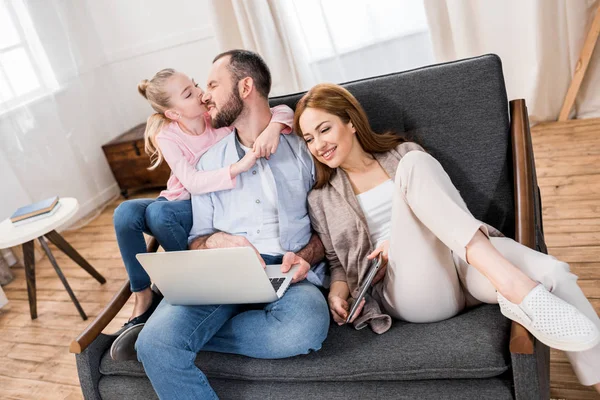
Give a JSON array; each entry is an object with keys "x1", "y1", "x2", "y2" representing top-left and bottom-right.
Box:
[
  {"x1": 45, "y1": 230, "x2": 106, "y2": 284},
  {"x1": 38, "y1": 237, "x2": 87, "y2": 320},
  {"x1": 0, "y1": 252, "x2": 14, "y2": 285},
  {"x1": 22, "y1": 241, "x2": 37, "y2": 319}
]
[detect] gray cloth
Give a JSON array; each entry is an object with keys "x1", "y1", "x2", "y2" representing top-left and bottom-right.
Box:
[
  {"x1": 99, "y1": 375, "x2": 515, "y2": 400},
  {"x1": 101, "y1": 305, "x2": 510, "y2": 382}
]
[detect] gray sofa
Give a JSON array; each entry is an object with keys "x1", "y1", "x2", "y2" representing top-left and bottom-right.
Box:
[{"x1": 72, "y1": 54, "x2": 550, "y2": 399}]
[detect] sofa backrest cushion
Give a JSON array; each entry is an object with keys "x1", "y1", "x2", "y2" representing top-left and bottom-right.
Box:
[{"x1": 270, "y1": 54, "x2": 514, "y2": 237}]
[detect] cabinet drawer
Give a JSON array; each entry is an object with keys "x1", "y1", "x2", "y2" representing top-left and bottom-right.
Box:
[
  {"x1": 102, "y1": 140, "x2": 147, "y2": 162},
  {"x1": 109, "y1": 159, "x2": 170, "y2": 188}
]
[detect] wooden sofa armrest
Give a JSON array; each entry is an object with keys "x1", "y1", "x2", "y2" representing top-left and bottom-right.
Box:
[
  {"x1": 509, "y1": 99, "x2": 536, "y2": 355},
  {"x1": 70, "y1": 237, "x2": 160, "y2": 354}
]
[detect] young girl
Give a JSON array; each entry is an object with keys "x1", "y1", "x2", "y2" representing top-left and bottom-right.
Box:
[{"x1": 113, "y1": 68, "x2": 293, "y2": 332}]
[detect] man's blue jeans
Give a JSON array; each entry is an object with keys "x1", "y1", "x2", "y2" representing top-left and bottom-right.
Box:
[
  {"x1": 113, "y1": 197, "x2": 193, "y2": 292},
  {"x1": 135, "y1": 254, "x2": 330, "y2": 400}
]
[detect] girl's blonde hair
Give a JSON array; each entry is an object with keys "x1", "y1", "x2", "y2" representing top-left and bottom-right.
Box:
[{"x1": 138, "y1": 68, "x2": 177, "y2": 170}]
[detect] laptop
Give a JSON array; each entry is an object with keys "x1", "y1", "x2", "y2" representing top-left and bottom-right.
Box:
[{"x1": 135, "y1": 247, "x2": 298, "y2": 305}]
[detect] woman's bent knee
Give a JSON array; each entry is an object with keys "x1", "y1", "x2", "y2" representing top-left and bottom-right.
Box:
[{"x1": 395, "y1": 150, "x2": 438, "y2": 177}]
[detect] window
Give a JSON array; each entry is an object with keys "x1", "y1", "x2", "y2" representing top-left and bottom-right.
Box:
[
  {"x1": 286, "y1": 0, "x2": 431, "y2": 62},
  {"x1": 278, "y1": 0, "x2": 434, "y2": 85},
  {"x1": 0, "y1": 0, "x2": 58, "y2": 110}
]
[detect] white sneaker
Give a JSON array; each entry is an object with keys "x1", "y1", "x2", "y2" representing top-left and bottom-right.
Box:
[{"x1": 497, "y1": 284, "x2": 600, "y2": 352}]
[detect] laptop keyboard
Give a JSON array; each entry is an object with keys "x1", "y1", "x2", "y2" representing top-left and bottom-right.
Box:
[{"x1": 270, "y1": 277, "x2": 286, "y2": 292}]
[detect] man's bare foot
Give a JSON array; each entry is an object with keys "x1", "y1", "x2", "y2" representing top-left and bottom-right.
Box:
[
  {"x1": 593, "y1": 382, "x2": 600, "y2": 394},
  {"x1": 130, "y1": 287, "x2": 153, "y2": 321}
]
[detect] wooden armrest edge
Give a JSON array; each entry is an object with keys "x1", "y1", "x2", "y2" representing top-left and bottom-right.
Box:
[
  {"x1": 70, "y1": 279, "x2": 132, "y2": 353},
  {"x1": 509, "y1": 99, "x2": 536, "y2": 355},
  {"x1": 70, "y1": 236, "x2": 159, "y2": 353}
]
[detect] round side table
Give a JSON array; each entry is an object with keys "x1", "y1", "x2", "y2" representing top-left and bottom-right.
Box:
[{"x1": 0, "y1": 198, "x2": 106, "y2": 320}]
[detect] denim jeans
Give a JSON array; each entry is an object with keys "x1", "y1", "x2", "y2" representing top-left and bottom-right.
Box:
[
  {"x1": 136, "y1": 255, "x2": 330, "y2": 400},
  {"x1": 113, "y1": 197, "x2": 193, "y2": 292}
]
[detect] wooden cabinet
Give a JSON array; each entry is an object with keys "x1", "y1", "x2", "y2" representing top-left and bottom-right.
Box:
[{"x1": 102, "y1": 123, "x2": 171, "y2": 198}]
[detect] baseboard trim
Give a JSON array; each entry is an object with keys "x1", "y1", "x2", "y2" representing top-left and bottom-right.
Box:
[{"x1": 60, "y1": 184, "x2": 120, "y2": 231}]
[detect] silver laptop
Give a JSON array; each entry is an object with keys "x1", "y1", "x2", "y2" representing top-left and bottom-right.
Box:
[{"x1": 136, "y1": 247, "x2": 298, "y2": 305}]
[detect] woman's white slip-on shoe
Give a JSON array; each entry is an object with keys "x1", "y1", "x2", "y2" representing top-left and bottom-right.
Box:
[{"x1": 497, "y1": 284, "x2": 600, "y2": 352}]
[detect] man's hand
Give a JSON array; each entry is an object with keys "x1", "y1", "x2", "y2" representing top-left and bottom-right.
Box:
[
  {"x1": 207, "y1": 233, "x2": 266, "y2": 268},
  {"x1": 280, "y1": 252, "x2": 310, "y2": 283},
  {"x1": 189, "y1": 232, "x2": 265, "y2": 268}
]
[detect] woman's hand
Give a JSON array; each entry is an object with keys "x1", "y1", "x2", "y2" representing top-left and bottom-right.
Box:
[
  {"x1": 368, "y1": 239, "x2": 389, "y2": 285},
  {"x1": 328, "y1": 294, "x2": 366, "y2": 325},
  {"x1": 253, "y1": 122, "x2": 285, "y2": 159},
  {"x1": 230, "y1": 150, "x2": 258, "y2": 178}
]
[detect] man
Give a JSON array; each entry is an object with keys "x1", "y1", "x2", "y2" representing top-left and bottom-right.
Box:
[{"x1": 136, "y1": 50, "x2": 330, "y2": 399}]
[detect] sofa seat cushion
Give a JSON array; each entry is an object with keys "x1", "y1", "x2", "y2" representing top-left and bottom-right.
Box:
[
  {"x1": 99, "y1": 374, "x2": 515, "y2": 400},
  {"x1": 100, "y1": 304, "x2": 511, "y2": 382}
]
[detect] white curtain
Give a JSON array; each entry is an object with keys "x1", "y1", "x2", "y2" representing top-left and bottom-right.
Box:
[
  {"x1": 208, "y1": 0, "x2": 436, "y2": 96},
  {"x1": 0, "y1": 0, "x2": 128, "y2": 222},
  {"x1": 207, "y1": 0, "x2": 305, "y2": 95},
  {"x1": 424, "y1": 0, "x2": 600, "y2": 122}
]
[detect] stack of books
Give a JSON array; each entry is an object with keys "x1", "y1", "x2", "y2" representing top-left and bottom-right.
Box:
[{"x1": 10, "y1": 196, "x2": 61, "y2": 227}]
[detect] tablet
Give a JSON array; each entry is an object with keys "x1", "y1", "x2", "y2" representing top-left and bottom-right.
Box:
[{"x1": 346, "y1": 252, "x2": 384, "y2": 324}]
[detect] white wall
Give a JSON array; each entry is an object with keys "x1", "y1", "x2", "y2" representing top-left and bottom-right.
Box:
[{"x1": 0, "y1": 0, "x2": 219, "y2": 223}]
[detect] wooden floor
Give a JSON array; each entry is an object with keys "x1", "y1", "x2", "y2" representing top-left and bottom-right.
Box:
[
  {"x1": 0, "y1": 119, "x2": 599, "y2": 399},
  {"x1": 532, "y1": 118, "x2": 600, "y2": 400}
]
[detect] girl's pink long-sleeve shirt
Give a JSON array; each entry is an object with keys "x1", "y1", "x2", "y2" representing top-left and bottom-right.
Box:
[{"x1": 157, "y1": 105, "x2": 293, "y2": 201}]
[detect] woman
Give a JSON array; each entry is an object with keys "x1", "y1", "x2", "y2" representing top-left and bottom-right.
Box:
[{"x1": 294, "y1": 83, "x2": 600, "y2": 391}]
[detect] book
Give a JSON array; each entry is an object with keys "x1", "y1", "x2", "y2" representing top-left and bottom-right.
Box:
[
  {"x1": 10, "y1": 196, "x2": 60, "y2": 223},
  {"x1": 11, "y1": 202, "x2": 62, "y2": 227}
]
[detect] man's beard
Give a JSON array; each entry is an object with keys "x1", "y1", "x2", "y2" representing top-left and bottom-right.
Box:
[{"x1": 212, "y1": 89, "x2": 244, "y2": 129}]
